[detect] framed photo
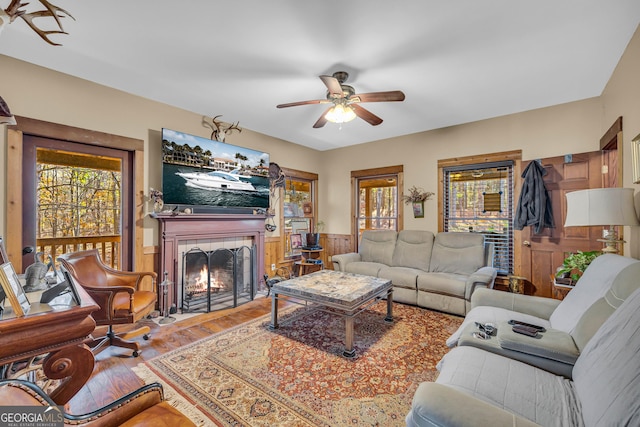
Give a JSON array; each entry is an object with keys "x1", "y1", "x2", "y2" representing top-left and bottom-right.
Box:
[
  {"x1": 290, "y1": 233, "x2": 303, "y2": 249},
  {"x1": 412, "y1": 202, "x2": 425, "y2": 218},
  {"x1": 63, "y1": 270, "x2": 82, "y2": 305},
  {"x1": 0, "y1": 236, "x2": 8, "y2": 265},
  {"x1": 0, "y1": 262, "x2": 31, "y2": 316}
]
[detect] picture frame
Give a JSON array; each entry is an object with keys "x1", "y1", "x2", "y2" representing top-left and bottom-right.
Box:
[
  {"x1": 290, "y1": 233, "x2": 303, "y2": 249},
  {"x1": 0, "y1": 236, "x2": 8, "y2": 265},
  {"x1": 0, "y1": 262, "x2": 31, "y2": 316},
  {"x1": 412, "y1": 202, "x2": 425, "y2": 218},
  {"x1": 632, "y1": 133, "x2": 640, "y2": 184}
]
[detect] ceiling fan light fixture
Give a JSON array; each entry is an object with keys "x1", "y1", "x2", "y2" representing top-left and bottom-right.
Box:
[{"x1": 325, "y1": 104, "x2": 356, "y2": 124}]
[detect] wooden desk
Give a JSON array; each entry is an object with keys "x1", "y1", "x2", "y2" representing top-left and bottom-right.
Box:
[{"x1": 0, "y1": 285, "x2": 99, "y2": 404}]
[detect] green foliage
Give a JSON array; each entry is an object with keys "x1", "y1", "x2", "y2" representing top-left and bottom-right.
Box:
[{"x1": 557, "y1": 250, "x2": 602, "y2": 282}]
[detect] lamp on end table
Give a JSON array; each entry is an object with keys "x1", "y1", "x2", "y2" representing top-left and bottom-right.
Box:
[{"x1": 564, "y1": 188, "x2": 639, "y2": 253}]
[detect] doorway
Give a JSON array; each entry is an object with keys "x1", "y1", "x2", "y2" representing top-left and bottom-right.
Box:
[{"x1": 22, "y1": 135, "x2": 132, "y2": 270}]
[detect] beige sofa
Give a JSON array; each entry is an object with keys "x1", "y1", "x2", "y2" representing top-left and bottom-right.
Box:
[
  {"x1": 406, "y1": 255, "x2": 640, "y2": 426},
  {"x1": 331, "y1": 230, "x2": 497, "y2": 316}
]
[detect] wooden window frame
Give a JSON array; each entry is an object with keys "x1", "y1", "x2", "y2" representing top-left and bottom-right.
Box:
[{"x1": 6, "y1": 116, "x2": 145, "y2": 272}]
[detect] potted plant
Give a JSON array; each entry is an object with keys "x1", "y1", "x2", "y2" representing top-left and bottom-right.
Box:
[
  {"x1": 305, "y1": 220, "x2": 324, "y2": 248},
  {"x1": 555, "y1": 250, "x2": 602, "y2": 284},
  {"x1": 401, "y1": 186, "x2": 434, "y2": 218}
]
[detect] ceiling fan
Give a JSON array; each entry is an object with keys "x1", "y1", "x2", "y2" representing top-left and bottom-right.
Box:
[{"x1": 276, "y1": 71, "x2": 405, "y2": 128}]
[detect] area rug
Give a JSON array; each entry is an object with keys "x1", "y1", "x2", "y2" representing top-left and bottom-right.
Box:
[{"x1": 133, "y1": 301, "x2": 462, "y2": 426}]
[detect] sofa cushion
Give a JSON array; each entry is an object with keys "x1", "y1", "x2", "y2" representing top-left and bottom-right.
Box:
[
  {"x1": 430, "y1": 232, "x2": 485, "y2": 275},
  {"x1": 378, "y1": 266, "x2": 419, "y2": 290},
  {"x1": 358, "y1": 230, "x2": 397, "y2": 265},
  {"x1": 572, "y1": 287, "x2": 640, "y2": 426},
  {"x1": 417, "y1": 272, "x2": 466, "y2": 298},
  {"x1": 549, "y1": 253, "x2": 640, "y2": 333},
  {"x1": 391, "y1": 230, "x2": 434, "y2": 271},
  {"x1": 344, "y1": 261, "x2": 386, "y2": 277},
  {"x1": 436, "y1": 346, "x2": 582, "y2": 427}
]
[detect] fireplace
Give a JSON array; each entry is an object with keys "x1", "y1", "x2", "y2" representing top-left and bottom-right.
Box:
[
  {"x1": 153, "y1": 212, "x2": 266, "y2": 313},
  {"x1": 182, "y1": 245, "x2": 255, "y2": 312}
]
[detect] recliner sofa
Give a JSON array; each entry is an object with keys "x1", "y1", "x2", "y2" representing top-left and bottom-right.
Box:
[
  {"x1": 332, "y1": 230, "x2": 497, "y2": 315},
  {"x1": 406, "y1": 273, "x2": 640, "y2": 426}
]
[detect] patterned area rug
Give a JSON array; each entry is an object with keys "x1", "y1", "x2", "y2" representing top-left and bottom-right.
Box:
[{"x1": 133, "y1": 301, "x2": 462, "y2": 426}]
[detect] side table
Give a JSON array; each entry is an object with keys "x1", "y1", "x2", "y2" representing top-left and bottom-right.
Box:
[{"x1": 295, "y1": 248, "x2": 324, "y2": 276}]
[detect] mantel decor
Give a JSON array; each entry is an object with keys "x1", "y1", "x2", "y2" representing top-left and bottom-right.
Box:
[{"x1": 401, "y1": 186, "x2": 434, "y2": 218}]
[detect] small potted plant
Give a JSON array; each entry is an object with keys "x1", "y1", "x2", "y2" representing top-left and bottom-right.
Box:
[
  {"x1": 401, "y1": 186, "x2": 434, "y2": 218},
  {"x1": 555, "y1": 250, "x2": 601, "y2": 284}
]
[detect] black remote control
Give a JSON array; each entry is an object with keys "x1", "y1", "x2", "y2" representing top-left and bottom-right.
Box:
[
  {"x1": 512, "y1": 324, "x2": 539, "y2": 337},
  {"x1": 508, "y1": 319, "x2": 546, "y2": 332}
]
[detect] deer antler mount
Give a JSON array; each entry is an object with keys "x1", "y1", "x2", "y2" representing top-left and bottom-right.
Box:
[
  {"x1": 1, "y1": 0, "x2": 75, "y2": 46},
  {"x1": 202, "y1": 115, "x2": 242, "y2": 142}
]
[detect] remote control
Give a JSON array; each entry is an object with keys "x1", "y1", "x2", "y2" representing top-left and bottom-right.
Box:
[
  {"x1": 512, "y1": 324, "x2": 539, "y2": 337},
  {"x1": 508, "y1": 320, "x2": 546, "y2": 332}
]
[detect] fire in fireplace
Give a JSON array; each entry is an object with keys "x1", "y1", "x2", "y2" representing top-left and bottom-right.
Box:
[{"x1": 182, "y1": 245, "x2": 255, "y2": 312}]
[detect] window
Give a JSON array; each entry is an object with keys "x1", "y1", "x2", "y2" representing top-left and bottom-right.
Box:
[
  {"x1": 352, "y1": 166, "x2": 403, "y2": 248},
  {"x1": 279, "y1": 167, "x2": 318, "y2": 259},
  {"x1": 36, "y1": 148, "x2": 123, "y2": 267},
  {"x1": 443, "y1": 161, "x2": 514, "y2": 275}
]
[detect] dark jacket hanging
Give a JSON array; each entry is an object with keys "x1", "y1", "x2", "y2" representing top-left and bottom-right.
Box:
[{"x1": 514, "y1": 160, "x2": 555, "y2": 234}]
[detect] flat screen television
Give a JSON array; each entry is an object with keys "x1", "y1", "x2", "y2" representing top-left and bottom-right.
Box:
[{"x1": 161, "y1": 128, "x2": 270, "y2": 209}]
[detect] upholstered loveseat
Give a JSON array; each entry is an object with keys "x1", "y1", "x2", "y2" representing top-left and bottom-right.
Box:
[{"x1": 332, "y1": 230, "x2": 497, "y2": 316}]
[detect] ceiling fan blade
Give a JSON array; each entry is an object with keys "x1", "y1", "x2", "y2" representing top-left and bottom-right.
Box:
[
  {"x1": 313, "y1": 107, "x2": 332, "y2": 128},
  {"x1": 276, "y1": 99, "x2": 330, "y2": 108},
  {"x1": 352, "y1": 104, "x2": 383, "y2": 126},
  {"x1": 350, "y1": 91, "x2": 405, "y2": 103},
  {"x1": 319, "y1": 75, "x2": 344, "y2": 97}
]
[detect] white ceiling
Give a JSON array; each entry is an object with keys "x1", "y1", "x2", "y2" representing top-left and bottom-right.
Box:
[{"x1": 1, "y1": 1, "x2": 639, "y2": 151}]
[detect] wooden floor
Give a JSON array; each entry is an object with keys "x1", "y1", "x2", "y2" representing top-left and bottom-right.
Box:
[{"x1": 68, "y1": 295, "x2": 294, "y2": 415}]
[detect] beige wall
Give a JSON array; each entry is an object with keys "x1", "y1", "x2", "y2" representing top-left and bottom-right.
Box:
[
  {"x1": 2, "y1": 24, "x2": 640, "y2": 256},
  {"x1": 0, "y1": 55, "x2": 319, "y2": 248}
]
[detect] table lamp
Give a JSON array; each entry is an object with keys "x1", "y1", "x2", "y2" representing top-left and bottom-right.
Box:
[{"x1": 564, "y1": 188, "x2": 639, "y2": 253}]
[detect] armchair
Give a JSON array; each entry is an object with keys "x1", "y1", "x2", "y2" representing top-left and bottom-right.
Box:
[
  {"x1": 58, "y1": 249, "x2": 158, "y2": 357},
  {"x1": 0, "y1": 379, "x2": 196, "y2": 427}
]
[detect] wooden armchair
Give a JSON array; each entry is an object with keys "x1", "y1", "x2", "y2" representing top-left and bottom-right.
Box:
[
  {"x1": 0, "y1": 379, "x2": 196, "y2": 427},
  {"x1": 58, "y1": 249, "x2": 158, "y2": 357}
]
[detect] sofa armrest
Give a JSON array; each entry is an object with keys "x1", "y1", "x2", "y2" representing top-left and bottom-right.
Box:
[
  {"x1": 465, "y1": 266, "x2": 498, "y2": 301},
  {"x1": 331, "y1": 252, "x2": 361, "y2": 271},
  {"x1": 498, "y1": 323, "x2": 580, "y2": 365},
  {"x1": 471, "y1": 288, "x2": 560, "y2": 320},
  {"x1": 458, "y1": 322, "x2": 578, "y2": 378},
  {"x1": 407, "y1": 382, "x2": 540, "y2": 427}
]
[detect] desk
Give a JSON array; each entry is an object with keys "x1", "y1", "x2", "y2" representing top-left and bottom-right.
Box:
[{"x1": 0, "y1": 285, "x2": 99, "y2": 404}]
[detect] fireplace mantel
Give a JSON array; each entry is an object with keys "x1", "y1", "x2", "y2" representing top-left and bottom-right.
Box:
[{"x1": 153, "y1": 212, "x2": 266, "y2": 310}]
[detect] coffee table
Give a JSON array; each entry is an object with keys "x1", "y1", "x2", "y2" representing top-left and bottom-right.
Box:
[{"x1": 269, "y1": 270, "x2": 393, "y2": 357}]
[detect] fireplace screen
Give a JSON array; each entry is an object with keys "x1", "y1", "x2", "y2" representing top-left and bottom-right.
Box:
[{"x1": 182, "y1": 245, "x2": 255, "y2": 312}]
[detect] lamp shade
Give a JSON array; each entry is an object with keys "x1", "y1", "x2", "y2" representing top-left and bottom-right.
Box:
[{"x1": 564, "y1": 188, "x2": 640, "y2": 227}]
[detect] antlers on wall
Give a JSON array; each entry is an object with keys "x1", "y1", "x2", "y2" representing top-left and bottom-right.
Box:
[
  {"x1": 202, "y1": 115, "x2": 242, "y2": 142},
  {"x1": 1, "y1": 0, "x2": 75, "y2": 46}
]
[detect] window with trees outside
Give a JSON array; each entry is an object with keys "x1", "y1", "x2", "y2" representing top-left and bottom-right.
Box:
[
  {"x1": 353, "y1": 165, "x2": 403, "y2": 247},
  {"x1": 443, "y1": 161, "x2": 514, "y2": 275},
  {"x1": 35, "y1": 147, "x2": 123, "y2": 268}
]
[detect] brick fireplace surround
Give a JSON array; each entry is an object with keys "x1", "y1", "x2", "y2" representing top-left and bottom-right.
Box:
[{"x1": 153, "y1": 212, "x2": 266, "y2": 312}]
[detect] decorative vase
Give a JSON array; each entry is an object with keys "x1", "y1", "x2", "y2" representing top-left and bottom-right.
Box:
[
  {"x1": 305, "y1": 232, "x2": 320, "y2": 248},
  {"x1": 153, "y1": 200, "x2": 164, "y2": 213}
]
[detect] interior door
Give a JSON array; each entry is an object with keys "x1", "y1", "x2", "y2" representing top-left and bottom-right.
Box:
[{"x1": 520, "y1": 151, "x2": 605, "y2": 297}]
